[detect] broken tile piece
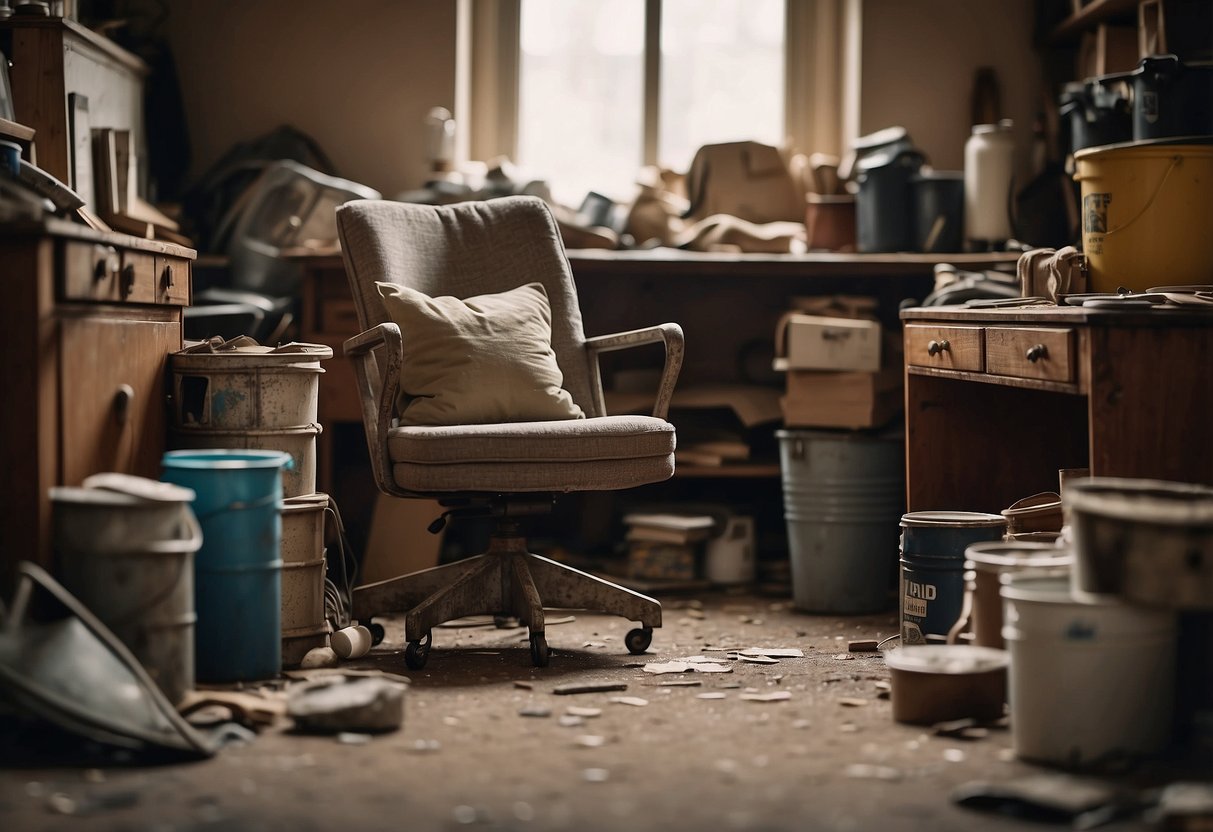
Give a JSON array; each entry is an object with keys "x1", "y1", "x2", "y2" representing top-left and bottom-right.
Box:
[
  {"x1": 739, "y1": 648, "x2": 804, "y2": 659},
  {"x1": 739, "y1": 691, "x2": 791, "y2": 703},
  {"x1": 848, "y1": 640, "x2": 880, "y2": 652},
  {"x1": 518, "y1": 706, "x2": 551, "y2": 718},
  {"x1": 287, "y1": 676, "x2": 405, "y2": 733},
  {"x1": 566, "y1": 707, "x2": 602, "y2": 718},
  {"x1": 845, "y1": 764, "x2": 903, "y2": 781},
  {"x1": 553, "y1": 682, "x2": 628, "y2": 696},
  {"x1": 697, "y1": 692, "x2": 727, "y2": 700},
  {"x1": 559, "y1": 715, "x2": 585, "y2": 727},
  {"x1": 718, "y1": 682, "x2": 742, "y2": 690},
  {"x1": 645, "y1": 679, "x2": 703, "y2": 688},
  {"x1": 575, "y1": 735, "x2": 606, "y2": 748},
  {"x1": 838, "y1": 697, "x2": 869, "y2": 708},
  {"x1": 643, "y1": 661, "x2": 692, "y2": 675},
  {"x1": 582, "y1": 641, "x2": 606, "y2": 649},
  {"x1": 609, "y1": 696, "x2": 649, "y2": 707},
  {"x1": 513, "y1": 681, "x2": 534, "y2": 690},
  {"x1": 833, "y1": 654, "x2": 856, "y2": 661},
  {"x1": 737, "y1": 655, "x2": 780, "y2": 665}
]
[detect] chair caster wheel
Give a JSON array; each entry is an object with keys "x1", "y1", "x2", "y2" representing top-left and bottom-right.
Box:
[
  {"x1": 625, "y1": 627, "x2": 653, "y2": 655},
  {"x1": 404, "y1": 631, "x2": 432, "y2": 670},
  {"x1": 529, "y1": 633, "x2": 550, "y2": 667},
  {"x1": 365, "y1": 622, "x2": 386, "y2": 646}
]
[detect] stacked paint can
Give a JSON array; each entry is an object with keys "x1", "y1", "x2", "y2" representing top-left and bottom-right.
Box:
[
  {"x1": 898, "y1": 511, "x2": 1007, "y2": 644},
  {"x1": 169, "y1": 339, "x2": 334, "y2": 667}
]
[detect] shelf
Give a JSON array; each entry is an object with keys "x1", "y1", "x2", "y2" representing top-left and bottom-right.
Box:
[
  {"x1": 0, "y1": 117, "x2": 36, "y2": 143},
  {"x1": 1049, "y1": 0, "x2": 1140, "y2": 43}
]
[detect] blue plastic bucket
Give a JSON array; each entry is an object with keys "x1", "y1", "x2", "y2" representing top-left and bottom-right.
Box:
[
  {"x1": 899, "y1": 511, "x2": 1006, "y2": 644},
  {"x1": 161, "y1": 449, "x2": 291, "y2": 682}
]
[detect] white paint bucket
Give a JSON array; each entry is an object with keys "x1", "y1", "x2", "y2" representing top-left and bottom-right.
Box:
[{"x1": 1001, "y1": 574, "x2": 1177, "y2": 767}]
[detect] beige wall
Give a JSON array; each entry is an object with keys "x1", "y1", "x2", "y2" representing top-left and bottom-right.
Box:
[
  {"x1": 164, "y1": 0, "x2": 457, "y2": 196},
  {"x1": 859, "y1": 0, "x2": 1042, "y2": 179}
]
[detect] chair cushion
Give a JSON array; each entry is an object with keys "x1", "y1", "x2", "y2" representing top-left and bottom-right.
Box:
[
  {"x1": 376, "y1": 281, "x2": 584, "y2": 425},
  {"x1": 387, "y1": 415, "x2": 676, "y2": 492}
]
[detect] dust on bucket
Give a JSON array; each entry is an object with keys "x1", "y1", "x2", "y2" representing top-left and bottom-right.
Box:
[
  {"x1": 51, "y1": 474, "x2": 202, "y2": 705},
  {"x1": 161, "y1": 449, "x2": 292, "y2": 683},
  {"x1": 899, "y1": 511, "x2": 1006, "y2": 644},
  {"x1": 1001, "y1": 574, "x2": 1178, "y2": 767},
  {"x1": 777, "y1": 430, "x2": 905, "y2": 614},
  {"x1": 1074, "y1": 140, "x2": 1213, "y2": 293}
]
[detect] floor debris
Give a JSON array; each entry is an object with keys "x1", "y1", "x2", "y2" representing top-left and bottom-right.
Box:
[
  {"x1": 582, "y1": 768, "x2": 610, "y2": 783},
  {"x1": 697, "y1": 693, "x2": 727, "y2": 700},
  {"x1": 513, "y1": 681, "x2": 534, "y2": 690},
  {"x1": 848, "y1": 640, "x2": 880, "y2": 652},
  {"x1": 575, "y1": 735, "x2": 606, "y2": 748},
  {"x1": 518, "y1": 706, "x2": 552, "y2": 718},
  {"x1": 566, "y1": 707, "x2": 602, "y2": 718},
  {"x1": 952, "y1": 774, "x2": 1136, "y2": 828},
  {"x1": 739, "y1": 692, "x2": 790, "y2": 703},
  {"x1": 643, "y1": 679, "x2": 702, "y2": 688},
  {"x1": 738, "y1": 648, "x2": 804, "y2": 658},
  {"x1": 299, "y1": 647, "x2": 340, "y2": 669},
  {"x1": 336, "y1": 732, "x2": 372, "y2": 745},
  {"x1": 735, "y1": 654, "x2": 780, "y2": 664},
  {"x1": 642, "y1": 660, "x2": 732, "y2": 674},
  {"x1": 559, "y1": 715, "x2": 585, "y2": 727},
  {"x1": 838, "y1": 698, "x2": 869, "y2": 708},
  {"x1": 833, "y1": 654, "x2": 856, "y2": 661},
  {"x1": 408, "y1": 739, "x2": 441, "y2": 753},
  {"x1": 286, "y1": 676, "x2": 406, "y2": 734},
  {"x1": 554, "y1": 682, "x2": 628, "y2": 696},
  {"x1": 609, "y1": 696, "x2": 649, "y2": 707},
  {"x1": 845, "y1": 764, "x2": 903, "y2": 781}
]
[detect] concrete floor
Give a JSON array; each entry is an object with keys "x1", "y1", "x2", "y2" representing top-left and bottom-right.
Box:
[{"x1": 0, "y1": 593, "x2": 1195, "y2": 832}]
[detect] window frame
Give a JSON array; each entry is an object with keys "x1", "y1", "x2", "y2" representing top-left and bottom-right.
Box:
[{"x1": 458, "y1": 0, "x2": 860, "y2": 173}]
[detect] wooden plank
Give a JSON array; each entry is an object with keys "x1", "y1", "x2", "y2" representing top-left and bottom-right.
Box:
[
  {"x1": 906, "y1": 365, "x2": 1082, "y2": 396},
  {"x1": 1087, "y1": 325, "x2": 1213, "y2": 485},
  {"x1": 0, "y1": 117, "x2": 36, "y2": 143},
  {"x1": 0, "y1": 218, "x2": 197, "y2": 258},
  {"x1": 984, "y1": 327, "x2": 1075, "y2": 383},
  {"x1": 9, "y1": 25, "x2": 71, "y2": 184}
]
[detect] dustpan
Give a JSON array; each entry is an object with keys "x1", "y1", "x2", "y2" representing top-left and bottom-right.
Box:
[{"x1": 0, "y1": 562, "x2": 213, "y2": 759}]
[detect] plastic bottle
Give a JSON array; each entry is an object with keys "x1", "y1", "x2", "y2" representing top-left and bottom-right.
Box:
[{"x1": 964, "y1": 119, "x2": 1015, "y2": 247}]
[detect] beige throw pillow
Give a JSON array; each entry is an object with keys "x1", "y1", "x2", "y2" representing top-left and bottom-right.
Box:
[{"x1": 376, "y1": 281, "x2": 585, "y2": 426}]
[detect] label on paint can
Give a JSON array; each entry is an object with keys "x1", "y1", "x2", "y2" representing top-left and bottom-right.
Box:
[{"x1": 903, "y1": 595, "x2": 928, "y2": 618}]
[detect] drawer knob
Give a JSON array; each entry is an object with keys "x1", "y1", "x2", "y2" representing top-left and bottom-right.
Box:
[
  {"x1": 94, "y1": 246, "x2": 118, "y2": 282},
  {"x1": 1025, "y1": 344, "x2": 1048, "y2": 363},
  {"x1": 113, "y1": 384, "x2": 135, "y2": 425},
  {"x1": 120, "y1": 264, "x2": 136, "y2": 298},
  {"x1": 927, "y1": 339, "x2": 951, "y2": 356}
]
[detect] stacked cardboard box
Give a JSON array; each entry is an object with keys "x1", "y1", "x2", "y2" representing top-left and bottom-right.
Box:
[
  {"x1": 624, "y1": 513, "x2": 715, "y2": 581},
  {"x1": 774, "y1": 297, "x2": 903, "y2": 430}
]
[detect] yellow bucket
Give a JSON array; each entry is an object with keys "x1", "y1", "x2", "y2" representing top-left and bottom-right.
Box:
[{"x1": 1074, "y1": 142, "x2": 1213, "y2": 293}]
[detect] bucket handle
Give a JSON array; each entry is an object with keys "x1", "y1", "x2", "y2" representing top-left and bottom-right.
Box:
[
  {"x1": 945, "y1": 584, "x2": 974, "y2": 645},
  {"x1": 1104, "y1": 155, "x2": 1182, "y2": 238},
  {"x1": 94, "y1": 510, "x2": 203, "y2": 628}
]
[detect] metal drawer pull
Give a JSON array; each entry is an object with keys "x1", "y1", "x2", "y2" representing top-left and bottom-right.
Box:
[
  {"x1": 1025, "y1": 344, "x2": 1048, "y2": 363},
  {"x1": 162, "y1": 264, "x2": 174, "y2": 289},
  {"x1": 113, "y1": 384, "x2": 135, "y2": 425},
  {"x1": 927, "y1": 339, "x2": 951, "y2": 356},
  {"x1": 120, "y1": 264, "x2": 136, "y2": 298},
  {"x1": 94, "y1": 246, "x2": 118, "y2": 282}
]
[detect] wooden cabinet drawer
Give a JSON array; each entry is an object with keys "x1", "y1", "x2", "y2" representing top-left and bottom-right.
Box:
[
  {"x1": 905, "y1": 324, "x2": 984, "y2": 372},
  {"x1": 61, "y1": 241, "x2": 120, "y2": 301},
  {"x1": 320, "y1": 298, "x2": 361, "y2": 335},
  {"x1": 984, "y1": 327, "x2": 1074, "y2": 382},
  {"x1": 117, "y1": 251, "x2": 190, "y2": 305}
]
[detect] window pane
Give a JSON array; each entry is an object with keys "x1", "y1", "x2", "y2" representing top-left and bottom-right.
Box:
[
  {"x1": 659, "y1": 0, "x2": 785, "y2": 172},
  {"x1": 518, "y1": 0, "x2": 644, "y2": 205}
]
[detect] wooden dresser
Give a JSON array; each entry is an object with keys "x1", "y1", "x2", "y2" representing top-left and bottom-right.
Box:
[{"x1": 0, "y1": 219, "x2": 194, "y2": 589}]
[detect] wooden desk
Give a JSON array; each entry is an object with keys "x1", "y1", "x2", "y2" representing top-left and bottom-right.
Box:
[
  {"x1": 0, "y1": 219, "x2": 194, "y2": 587},
  {"x1": 901, "y1": 305, "x2": 1213, "y2": 512}
]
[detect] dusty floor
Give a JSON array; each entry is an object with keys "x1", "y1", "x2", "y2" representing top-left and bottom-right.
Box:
[{"x1": 0, "y1": 592, "x2": 1200, "y2": 832}]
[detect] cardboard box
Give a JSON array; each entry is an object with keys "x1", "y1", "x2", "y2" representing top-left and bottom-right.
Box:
[
  {"x1": 777, "y1": 313, "x2": 882, "y2": 372},
  {"x1": 781, "y1": 366, "x2": 903, "y2": 430}
]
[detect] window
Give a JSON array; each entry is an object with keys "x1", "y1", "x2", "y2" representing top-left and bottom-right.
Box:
[{"x1": 463, "y1": 0, "x2": 854, "y2": 207}]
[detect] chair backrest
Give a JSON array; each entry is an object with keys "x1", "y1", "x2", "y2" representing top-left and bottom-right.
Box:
[{"x1": 335, "y1": 196, "x2": 599, "y2": 416}]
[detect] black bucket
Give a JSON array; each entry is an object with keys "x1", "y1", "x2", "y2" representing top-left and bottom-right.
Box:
[
  {"x1": 1127, "y1": 56, "x2": 1213, "y2": 141},
  {"x1": 1059, "y1": 81, "x2": 1132, "y2": 153},
  {"x1": 855, "y1": 147, "x2": 925, "y2": 253},
  {"x1": 911, "y1": 172, "x2": 964, "y2": 253}
]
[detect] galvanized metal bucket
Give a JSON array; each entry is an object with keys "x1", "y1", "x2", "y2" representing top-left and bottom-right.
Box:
[{"x1": 777, "y1": 430, "x2": 905, "y2": 613}]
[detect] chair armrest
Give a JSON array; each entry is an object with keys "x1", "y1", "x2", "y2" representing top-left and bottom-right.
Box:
[
  {"x1": 343, "y1": 323, "x2": 404, "y2": 494},
  {"x1": 584, "y1": 323, "x2": 684, "y2": 420}
]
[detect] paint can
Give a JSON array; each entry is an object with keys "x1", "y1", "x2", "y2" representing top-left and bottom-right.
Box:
[{"x1": 899, "y1": 511, "x2": 1006, "y2": 644}]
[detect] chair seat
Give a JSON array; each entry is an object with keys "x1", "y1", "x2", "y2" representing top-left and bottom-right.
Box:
[{"x1": 387, "y1": 414, "x2": 676, "y2": 492}]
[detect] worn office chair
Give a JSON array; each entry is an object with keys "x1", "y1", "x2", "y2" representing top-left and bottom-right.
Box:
[{"x1": 336, "y1": 196, "x2": 683, "y2": 668}]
